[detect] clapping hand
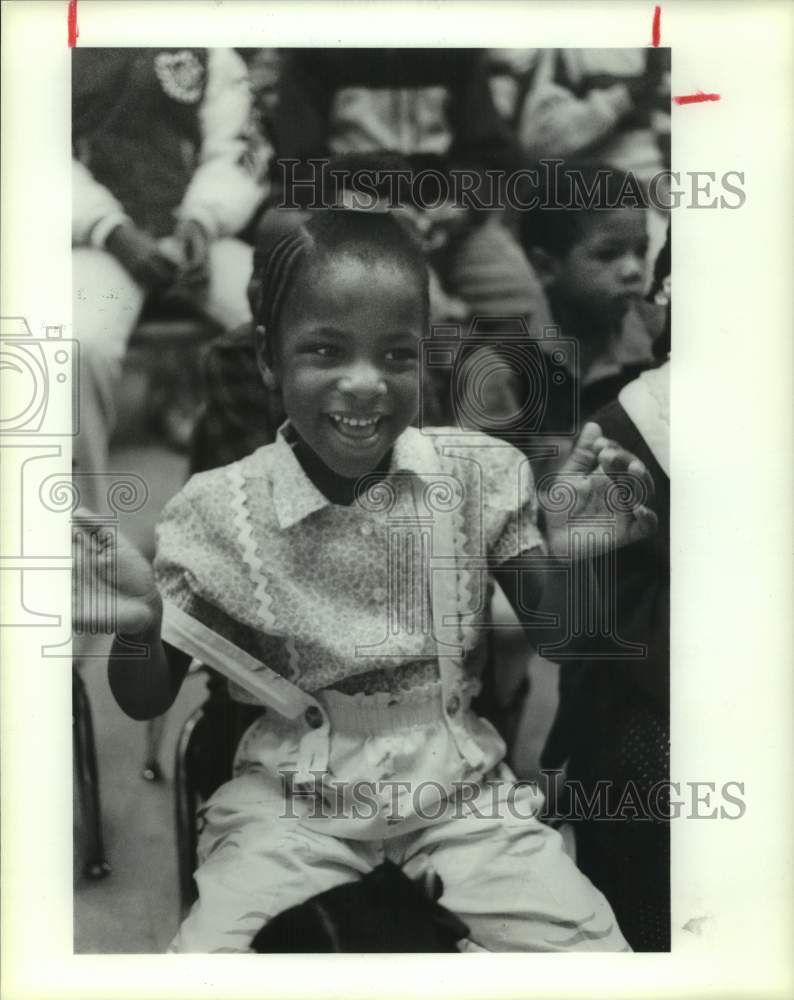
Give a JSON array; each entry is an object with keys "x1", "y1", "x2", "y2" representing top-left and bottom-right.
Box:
[{"x1": 541, "y1": 422, "x2": 658, "y2": 559}]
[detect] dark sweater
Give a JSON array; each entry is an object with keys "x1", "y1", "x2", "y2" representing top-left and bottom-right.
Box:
[{"x1": 72, "y1": 48, "x2": 208, "y2": 237}]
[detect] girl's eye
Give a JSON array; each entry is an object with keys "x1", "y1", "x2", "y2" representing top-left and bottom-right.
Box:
[
  {"x1": 595, "y1": 247, "x2": 621, "y2": 263},
  {"x1": 385, "y1": 347, "x2": 419, "y2": 363},
  {"x1": 311, "y1": 345, "x2": 339, "y2": 359}
]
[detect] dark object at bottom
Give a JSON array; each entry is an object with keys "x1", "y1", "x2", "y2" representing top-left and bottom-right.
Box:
[{"x1": 251, "y1": 861, "x2": 469, "y2": 953}]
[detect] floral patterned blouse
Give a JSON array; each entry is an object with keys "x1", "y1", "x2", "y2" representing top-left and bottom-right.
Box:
[{"x1": 154, "y1": 423, "x2": 544, "y2": 800}]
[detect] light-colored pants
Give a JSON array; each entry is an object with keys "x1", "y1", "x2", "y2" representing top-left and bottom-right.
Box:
[
  {"x1": 173, "y1": 766, "x2": 630, "y2": 953},
  {"x1": 72, "y1": 240, "x2": 252, "y2": 512}
]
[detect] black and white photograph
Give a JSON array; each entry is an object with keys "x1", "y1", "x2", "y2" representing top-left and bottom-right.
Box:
[
  {"x1": 69, "y1": 38, "x2": 674, "y2": 955},
  {"x1": 1, "y1": 1, "x2": 792, "y2": 997}
]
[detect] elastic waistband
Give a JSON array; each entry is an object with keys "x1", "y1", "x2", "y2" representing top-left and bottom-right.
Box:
[{"x1": 317, "y1": 682, "x2": 451, "y2": 737}]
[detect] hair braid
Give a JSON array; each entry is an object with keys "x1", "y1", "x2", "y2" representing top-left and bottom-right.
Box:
[
  {"x1": 253, "y1": 208, "x2": 429, "y2": 367},
  {"x1": 255, "y1": 226, "x2": 313, "y2": 365}
]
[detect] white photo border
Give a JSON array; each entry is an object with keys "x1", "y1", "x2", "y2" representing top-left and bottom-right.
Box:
[{"x1": 1, "y1": 1, "x2": 792, "y2": 997}]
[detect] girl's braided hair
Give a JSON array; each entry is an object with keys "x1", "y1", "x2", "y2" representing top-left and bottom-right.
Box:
[{"x1": 253, "y1": 209, "x2": 430, "y2": 367}]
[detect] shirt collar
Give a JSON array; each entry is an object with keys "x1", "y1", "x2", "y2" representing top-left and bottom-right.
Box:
[{"x1": 271, "y1": 422, "x2": 432, "y2": 530}]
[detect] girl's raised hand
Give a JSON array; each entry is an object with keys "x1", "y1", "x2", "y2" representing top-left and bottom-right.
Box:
[
  {"x1": 541, "y1": 422, "x2": 658, "y2": 558},
  {"x1": 72, "y1": 508, "x2": 162, "y2": 637}
]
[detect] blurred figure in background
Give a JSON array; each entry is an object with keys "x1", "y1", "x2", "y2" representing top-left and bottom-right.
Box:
[
  {"x1": 488, "y1": 48, "x2": 670, "y2": 186},
  {"x1": 72, "y1": 47, "x2": 270, "y2": 512},
  {"x1": 489, "y1": 47, "x2": 670, "y2": 268},
  {"x1": 236, "y1": 48, "x2": 282, "y2": 150},
  {"x1": 265, "y1": 48, "x2": 546, "y2": 325}
]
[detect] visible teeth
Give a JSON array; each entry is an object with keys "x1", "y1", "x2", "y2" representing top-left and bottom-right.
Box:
[{"x1": 330, "y1": 415, "x2": 379, "y2": 427}]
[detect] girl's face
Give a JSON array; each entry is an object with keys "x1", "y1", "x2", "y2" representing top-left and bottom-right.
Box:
[{"x1": 273, "y1": 253, "x2": 425, "y2": 479}]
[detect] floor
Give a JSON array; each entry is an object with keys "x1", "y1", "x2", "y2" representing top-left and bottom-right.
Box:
[
  {"x1": 73, "y1": 436, "x2": 562, "y2": 954},
  {"x1": 73, "y1": 440, "x2": 202, "y2": 953},
  {"x1": 74, "y1": 654, "x2": 206, "y2": 953}
]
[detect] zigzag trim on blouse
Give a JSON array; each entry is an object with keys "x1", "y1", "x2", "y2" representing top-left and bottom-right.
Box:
[
  {"x1": 284, "y1": 635, "x2": 301, "y2": 684},
  {"x1": 449, "y1": 499, "x2": 472, "y2": 648},
  {"x1": 228, "y1": 461, "x2": 278, "y2": 632}
]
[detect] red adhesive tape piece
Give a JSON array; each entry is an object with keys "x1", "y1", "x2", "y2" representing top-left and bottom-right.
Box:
[
  {"x1": 672, "y1": 92, "x2": 721, "y2": 105},
  {"x1": 652, "y1": 6, "x2": 661, "y2": 47},
  {"x1": 68, "y1": 0, "x2": 79, "y2": 48}
]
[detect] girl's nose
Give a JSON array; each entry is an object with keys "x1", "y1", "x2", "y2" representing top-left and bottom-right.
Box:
[
  {"x1": 337, "y1": 361, "x2": 388, "y2": 398},
  {"x1": 619, "y1": 253, "x2": 645, "y2": 283}
]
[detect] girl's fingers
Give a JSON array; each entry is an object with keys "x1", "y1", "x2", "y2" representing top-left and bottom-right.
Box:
[
  {"x1": 580, "y1": 422, "x2": 602, "y2": 447},
  {"x1": 597, "y1": 443, "x2": 631, "y2": 473},
  {"x1": 563, "y1": 422, "x2": 603, "y2": 473},
  {"x1": 632, "y1": 505, "x2": 659, "y2": 537},
  {"x1": 629, "y1": 458, "x2": 655, "y2": 501},
  {"x1": 73, "y1": 505, "x2": 106, "y2": 533},
  {"x1": 597, "y1": 448, "x2": 655, "y2": 503},
  {"x1": 628, "y1": 458, "x2": 646, "y2": 477}
]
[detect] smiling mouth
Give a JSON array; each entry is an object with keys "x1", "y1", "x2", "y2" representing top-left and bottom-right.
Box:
[{"x1": 327, "y1": 413, "x2": 385, "y2": 441}]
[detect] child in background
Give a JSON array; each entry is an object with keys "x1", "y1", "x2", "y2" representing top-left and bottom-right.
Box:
[
  {"x1": 99, "y1": 209, "x2": 656, "y2": 952},
  {"x1": 518, "y1": 163, "x2": 662, "y2": 464}
]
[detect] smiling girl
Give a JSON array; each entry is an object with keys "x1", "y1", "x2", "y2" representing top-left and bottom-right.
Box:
[{"x1": 104, "y1": 209, "x2": 655, "y2": 952}]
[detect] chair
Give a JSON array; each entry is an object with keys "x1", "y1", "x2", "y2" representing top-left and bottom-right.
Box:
[
  {"x1": 73, "y1": 666, "x2": 111, "y2": 880},
  {"x1": 174, "y1": 670, "x2": 264, "y2": 913}
]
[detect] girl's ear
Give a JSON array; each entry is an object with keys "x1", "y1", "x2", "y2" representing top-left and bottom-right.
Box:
[
  {"x1": 526, "y1": 247, "x2": 560, "y2": 290},
  {"x1": 254, "y1": 324, "x2": 278, "y2": 390}
]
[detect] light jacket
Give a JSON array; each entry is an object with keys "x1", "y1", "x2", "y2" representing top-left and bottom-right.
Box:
[{"x1": 72, "y1": 47, "x2": 270, "y2": 246}]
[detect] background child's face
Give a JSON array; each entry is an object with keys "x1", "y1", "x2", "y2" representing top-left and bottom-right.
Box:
[
  {"x1": 275, "y1": 253, "x2": 425, "y2": 478},
  {"x1": 553, "y1": 209, "x2": 649, "y2": 328}
]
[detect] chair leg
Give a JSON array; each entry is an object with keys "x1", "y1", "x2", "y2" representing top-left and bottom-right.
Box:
[
  {"x1": 141, "y1": 715, "x2": 166, "y2": 782},
  {"x1": 174, "y1": 708, "x2": 202, "y2": 915},
  {"x1": 73, "y1": 668, "x2": 111, "y2": 879}
]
